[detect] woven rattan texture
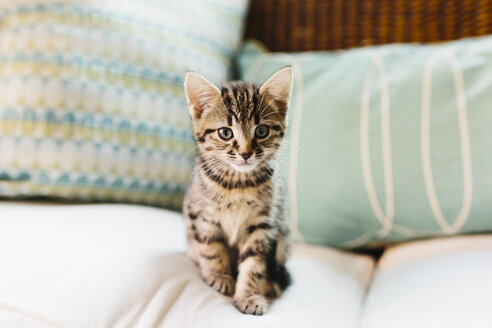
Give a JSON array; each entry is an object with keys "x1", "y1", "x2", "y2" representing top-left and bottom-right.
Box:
[{"x1": 245, "y1": 0, "x2": 492, "y2": 51}]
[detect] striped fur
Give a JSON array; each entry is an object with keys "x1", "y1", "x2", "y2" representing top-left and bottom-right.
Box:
[{"x1": 183, "y1": 68, "x2": 293, "y2": 315}]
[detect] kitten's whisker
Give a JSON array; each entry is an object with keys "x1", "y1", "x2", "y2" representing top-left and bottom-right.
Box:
[
  {"x1": 264, "y1": 163, "x2": 274, "y2": 176},
  {"x1": 256, "y1": 88, "x2": 267, "y2": 116},
  {"x1": 208, "y1": 102, "x2": 229, "y2": 117},
  {"x1": 258, "y1": 96, "x2": 282, "y2": 117},
  {"x1": 259, "y1": 111, "x2": 282, "y2": 120},
  {"x1": 280, "y1": 139, "x2": 305, "y2": 154}
]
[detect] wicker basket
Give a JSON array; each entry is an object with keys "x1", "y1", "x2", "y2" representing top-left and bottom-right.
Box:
[{"x1": 245, "y1": 0, "x2": 492, "y2": 51}]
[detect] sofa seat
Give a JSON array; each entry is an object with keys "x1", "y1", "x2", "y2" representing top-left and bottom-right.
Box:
[
  {"x1": 362, "y1": 234, "x2": 492, "y2": 328},
  {"x1": 0, "y1": 202, "x2": 374, "y2": 328}
]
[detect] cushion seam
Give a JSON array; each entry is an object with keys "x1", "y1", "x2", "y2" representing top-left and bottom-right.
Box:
[{"x1": 0, "y1": 302, "x2": 68, "y2": 328}]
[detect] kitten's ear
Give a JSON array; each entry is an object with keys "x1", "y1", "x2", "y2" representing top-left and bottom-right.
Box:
[
  {"x1": 184, "y1": 72, "x2": 221, "y2": 120},
  {"x1": 259, "y1": 67, "x2": 293, "y2": 112}
]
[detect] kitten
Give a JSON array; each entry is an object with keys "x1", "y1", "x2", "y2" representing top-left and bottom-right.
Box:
[{"x1": 183, "y1": 67, "x2": 293, "y2": 315}]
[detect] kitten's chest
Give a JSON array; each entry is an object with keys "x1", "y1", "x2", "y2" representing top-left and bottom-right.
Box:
[{"x1": 217, "y1": 201, "x2": 255, "y2": 246}]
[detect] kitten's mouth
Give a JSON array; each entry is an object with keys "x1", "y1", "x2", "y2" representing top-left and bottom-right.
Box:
[{"x1": 231, "y1": 161, "x2": 256, "y2": 173}]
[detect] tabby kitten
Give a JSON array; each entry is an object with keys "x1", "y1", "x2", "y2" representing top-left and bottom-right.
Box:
[{"x1": 183, "y1": 67, "x2": 293, "y2": 315}]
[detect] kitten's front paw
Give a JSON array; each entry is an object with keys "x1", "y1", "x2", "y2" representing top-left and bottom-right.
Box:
[
  {"x1": 204, "y1": 273, "x2": 235, "y2": 296},
  {"x1": 233, "y1": 294, "x2": 269, "y2": 315}
]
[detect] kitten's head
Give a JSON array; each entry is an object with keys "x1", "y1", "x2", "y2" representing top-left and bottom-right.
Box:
[{"x1": 184, "y1": 67, "x2": 292, "y2": 173}]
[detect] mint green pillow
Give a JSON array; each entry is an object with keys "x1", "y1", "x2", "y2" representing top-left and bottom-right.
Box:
[
  {"x1": 238, "y1": 37, "x2": 492, "y2": 248},
  {"x1": 0, "y1": 1, "x2": 248, "y2": 209}
]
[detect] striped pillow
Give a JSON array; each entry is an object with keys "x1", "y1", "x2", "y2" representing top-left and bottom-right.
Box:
[{"x1": 0, "y1": 0, "x2": 248, "y2": 208}]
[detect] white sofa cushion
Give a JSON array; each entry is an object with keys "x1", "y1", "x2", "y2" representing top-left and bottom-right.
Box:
[
  {"x1": 0, "y1": 202, "x2": 374, "y2": 328},
  {"x1": 362, "y1": 235, "x2": 492, "y2": 328}
]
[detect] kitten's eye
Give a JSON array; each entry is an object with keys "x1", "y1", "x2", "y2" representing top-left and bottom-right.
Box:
[
  {"x1": 255, "y1": 125, "x2": 270, "y2": 139},
  {"x1": 218, "y1": 127, "x2": 233, "y2": 140}
]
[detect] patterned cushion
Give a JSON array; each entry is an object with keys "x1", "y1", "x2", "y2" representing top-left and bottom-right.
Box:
[
  {"x1": 239, "y1": 37, "x2": 492, "y2": 248},
  {"x1": 0, "y1": 0, "x2": 248, "y2": 208}
]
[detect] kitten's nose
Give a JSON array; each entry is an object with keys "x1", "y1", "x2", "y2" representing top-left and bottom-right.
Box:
[{"x1": 239, "y1": 152, "x2": 252, "y2": 160}]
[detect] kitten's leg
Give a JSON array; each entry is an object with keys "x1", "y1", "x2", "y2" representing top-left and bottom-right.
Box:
[
  {"x1": 263, "y1": 235, "x2": 292, "y2": 299},
  {"x1": 233, "y1": 225, "x2": 272, "y2": 315},
  {"x1": 188, "y1": 220, "x2": 235, "y2": 296}
]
